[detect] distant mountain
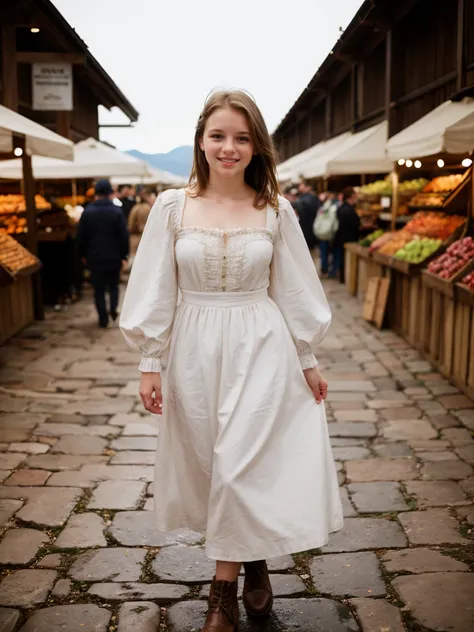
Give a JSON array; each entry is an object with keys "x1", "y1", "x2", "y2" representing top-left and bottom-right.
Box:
[{"x1": 127, "y1": 146, "x2": 193, "y2": 178}]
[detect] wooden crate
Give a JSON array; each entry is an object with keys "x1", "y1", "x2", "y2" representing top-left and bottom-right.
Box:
[
  {"x1": 420, "y1": 273, "x2": 455, "y2": 375},
  {"x1": 451, "y1": 284, "x2": 474, "y2": 394},
  {"x1": 344, "y1": 243, "x2": 363, "y2": 296},
  {"x1": 0, "y1": 276, "x2": 34, "y2": 345}
]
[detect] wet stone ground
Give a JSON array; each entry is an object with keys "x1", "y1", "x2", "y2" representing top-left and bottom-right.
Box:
[{"x1": 0, "y1": 281, "x2": 473, "y2": 631}]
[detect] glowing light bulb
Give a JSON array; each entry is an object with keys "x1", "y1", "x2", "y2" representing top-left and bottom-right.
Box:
[
  {"x1": 462, "y1": 158, "x2": 472, "y2": 167},
  {"x1": 405, "y1": 159, "x2": 413, "y2": 168},
  {"x1": 437, "y1": 159, "x2": 444, "y2": 168},
  {"x1": 30, "y1": 28, "x2": 40, "y2": 33},
  {"x1": 414, "y1": 160, "x2": 422, "y2": 169},
  {"x1": 13, "y1": 147, "x2": 23, "y2": 157},
  {"x1": 398, "y1": 159, "x2": 405, "y2": 166}
]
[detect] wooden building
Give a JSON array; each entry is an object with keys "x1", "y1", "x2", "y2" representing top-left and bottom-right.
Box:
[
  {"x1": 0, "y1": 0, "x2": 138, "y2": 141},
  {"x1": 274, "y1": 0, "x2": 474, "y2": 162}
]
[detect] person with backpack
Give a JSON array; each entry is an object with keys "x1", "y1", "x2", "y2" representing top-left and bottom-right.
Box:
[{"x1": 313, "y1": 192, "x2": 339, "y2": 277}]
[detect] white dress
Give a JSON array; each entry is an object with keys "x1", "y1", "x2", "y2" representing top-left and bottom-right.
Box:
[{"x1": 120, "y1": 188, "x2": 343, "y2": 562}]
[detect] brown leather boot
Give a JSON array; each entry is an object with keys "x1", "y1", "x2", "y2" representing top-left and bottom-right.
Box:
[
  {"x1": 202, "y1": 577, "x2": 239, "y2": 631},
  {"x1": 242, "y1": 560, "x2": 273, "y2": 617}
]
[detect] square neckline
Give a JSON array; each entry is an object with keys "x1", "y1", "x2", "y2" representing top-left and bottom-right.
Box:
[{"x1": 176, "y1": 188, "x2": 275, "y2": 235}]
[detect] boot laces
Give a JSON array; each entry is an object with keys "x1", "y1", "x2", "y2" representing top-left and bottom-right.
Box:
[{"x1": 209, "y1": 582, "x2": 234, "y2": 622}]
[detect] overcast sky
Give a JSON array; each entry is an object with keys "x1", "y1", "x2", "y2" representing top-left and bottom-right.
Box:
[{"x1": 52, "y1": 0, "x2": 363, "y2": 154}]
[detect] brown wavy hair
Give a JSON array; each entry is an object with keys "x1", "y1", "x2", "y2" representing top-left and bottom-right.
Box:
[{"x1": 188, "y1": 90, "x2": 281, "y2": 210}]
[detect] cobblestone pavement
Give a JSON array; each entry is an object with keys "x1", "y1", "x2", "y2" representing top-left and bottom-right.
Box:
[{"x1": 0, "y1": 281, "x2": 473, "y2": 632}]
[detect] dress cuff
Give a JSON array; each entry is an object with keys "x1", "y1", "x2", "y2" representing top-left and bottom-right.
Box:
[
  {"x1": 139, "y1": 356, "x2": 162, "y2": 372},
  {"x1": 299, "y1": 352, "x2": 318, "y2": 370}
]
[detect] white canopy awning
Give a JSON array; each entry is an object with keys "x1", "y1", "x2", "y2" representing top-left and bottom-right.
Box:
[
  {"x1": 301, "y1": 132, "x2": 352, "y2": 178},
  {"x1": 0, "y1": 104, "x2": 74, "y2": 161},
  {"x1": 326, "y1": 121, "x2": 392, "y2": 175},
  {"x1": 387, "y1": 98, "x2": 474, "y2": 160},
  {"x1": 111, "y1": 168, "x2": 187, "y2": 187},
  {"x1": 0, "y1": 137, "x2": 151, "y2": 180}
]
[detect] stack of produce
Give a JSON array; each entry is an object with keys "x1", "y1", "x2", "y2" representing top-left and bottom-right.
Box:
[
  {"x1": 0, "y1": 194, "x2": 51, "y2": 213},
  {"x1": 395, "y1": 237, "x2": 442, "y2": 263},
  {"x1": 423, "y1": 174, "x2": 463, "y2": 193},
  {"x1": 369, "y1": 232, "x2": 395, "y2": 253},
  {"x1": 378, "y1": 231, "x2": 414, "y2": 256},
  {"x1": 359, "y1": 229, "x2": 384, "y2": 247},
  {"x1": 0, "y1": 234, "x2": 40, "y2": 275},
  {"x1": 427, "y1": 237, "x2": 474, "y2": 279},
  {"x1": 408, "y1": 193, "x2": 444, "y2": 208},
  {"x1": 359, "y1": 178, "x2": 428, "y2": 197},
  {"x1": 0, "y1": 215, "x2": 27, "y2": 235},
  {"x1": 403, "y1": 212, "x2": 465, "y2": 240},
  {"x1": 461, "y1": 271, "x2": 474, "y2": 293}
]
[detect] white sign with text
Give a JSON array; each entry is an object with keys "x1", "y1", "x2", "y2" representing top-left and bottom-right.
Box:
[{"x1": 32, "y1": 63, "x2": 73, "y2": 111}]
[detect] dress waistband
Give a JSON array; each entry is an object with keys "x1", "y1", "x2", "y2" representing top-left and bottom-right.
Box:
[{"x1": 180, "y1": 288, "x2": 268, "y2": 307}]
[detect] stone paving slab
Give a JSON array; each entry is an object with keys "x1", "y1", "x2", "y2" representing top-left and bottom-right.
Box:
[
  {"x1": 0, "y1": 487, "x2": 81, "y2": 526},
  {"x1": 348, "y1": 482, "x2": 409, "y2": 513},
  {"x1": 311, "y1": 551, "x2": 386, "y2": 597},
  {"x1": 0, "y1": 528, "x2": 49, "y2": 565},
  {"x1": 399, "y1": 509, "x2": 470, "y2": 545},
  {"x1": 54, "y1": 512, "x2": 107, "y2": 548},
  {"x1": 0, "y1": 570, "x2": 57, "y2": 607},
  {"x1": 382, "y1": 548, "x2": 469, "y2": 573},
  {"x1": 0, "y1": 608, "x2": 20, "y2": 632},
  {"x1": 117, "y1": 601, "x2": 160, "y2": 632},
  {"x1": 69, "y1": 548, "x2": 147, "y2": 582},
  {"x1": 18, "y1": 604, "x2": 111, "y2": 632},
  {"x1": 88, "y1": 582, "x2": 187, "y2": 602},
  {"x1": 349, "y1": 598, "x2": 406, "y2": 632},
  {"x1": 322, "y1": 517, "x2": 407, "y2": 552},
  {"x1": 392, "y1": 572, "x2": 474, "y2": 632}
]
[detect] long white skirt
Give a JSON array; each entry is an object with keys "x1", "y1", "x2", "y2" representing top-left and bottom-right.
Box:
[{"x1": 154, "y1": 288, "x2": 343, "y2": 561}]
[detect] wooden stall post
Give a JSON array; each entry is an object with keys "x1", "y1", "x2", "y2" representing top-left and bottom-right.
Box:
[
  {"x1": 22, "y1": 150, "x2": 44, "y2": 320},
  {"x1": 391, "y1": 166, "x2": 399, "y2": 232}
]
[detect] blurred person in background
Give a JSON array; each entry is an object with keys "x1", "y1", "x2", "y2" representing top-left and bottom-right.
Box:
[
  {"x1": 332, "y1": 186, "x2": 360, "y2": 284},
  {"x1": 294, "y1": 179, "x2": 320, "y2": 251},
  {"x1": 77, "y1": 179, "x2": 129, "y2": 328},
  {"x1": 128, "y1": 187, "x2": 157, "y2": 258},
  {"x1": 117, "y1": 184, "x2": 136, "y2": 222},
  {"x1": 313, "y1": 192, "x2": 339, "y2": 278}
]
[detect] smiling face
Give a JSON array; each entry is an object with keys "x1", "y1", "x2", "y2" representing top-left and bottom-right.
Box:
[{"x1": 199, "y1": 106, "x2": 255, "y2": 180}]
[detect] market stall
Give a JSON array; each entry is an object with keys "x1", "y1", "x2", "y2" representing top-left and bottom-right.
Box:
[
  {"x1": 0, "y1": 137, "x2": 153, "y2": 307},
  {"x1": 0, "y1": 104, "x2": 74, "y2": 341},
  {"x1": 345, "y1": 98, "x2": 474, "y2": 396}
]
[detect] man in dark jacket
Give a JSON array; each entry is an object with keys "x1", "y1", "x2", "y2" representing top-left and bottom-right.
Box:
[
  {"x1": 333, "y1": 186, "x2": 361, "y2": 284},
  {"x1": 77, "y1": 179, "x2": 129, "y2": 328},
  {"x1": 295, "y1": 180, "x2": 321, "y2": 250},
  {"x1": 117, "y1": 184, "x2": 136, "y2": 222}
]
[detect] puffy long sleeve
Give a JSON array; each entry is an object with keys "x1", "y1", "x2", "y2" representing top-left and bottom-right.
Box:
[
  {"x1": 119, "y1": 190, "x2": 179, "y2": 372},
  {"x1": 269, "y1": 197, "x2": 332, "y2": 369}
]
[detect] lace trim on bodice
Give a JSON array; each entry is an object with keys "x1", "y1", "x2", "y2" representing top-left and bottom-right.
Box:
[{"x1": 176, "y1": 228, "x2": 273, "y2": 292}]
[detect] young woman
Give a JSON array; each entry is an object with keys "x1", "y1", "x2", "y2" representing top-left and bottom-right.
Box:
[{"x1": 120, "y1": 90, "x2": 343, "y2": 632}]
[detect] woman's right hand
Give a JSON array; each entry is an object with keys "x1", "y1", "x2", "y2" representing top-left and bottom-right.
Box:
[{"x1": 139, "y1": 372, "x2": 163, "y2": 414}]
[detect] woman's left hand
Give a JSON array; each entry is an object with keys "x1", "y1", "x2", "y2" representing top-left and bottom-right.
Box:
[{"x1": 303, "y1": 367, "x2": 328, "y2": 404}]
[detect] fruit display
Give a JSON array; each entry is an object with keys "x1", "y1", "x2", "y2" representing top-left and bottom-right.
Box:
[
  {"x1": 408, "y1": 193, "x2": 444, "y2": 208},
  {"x1": 403, "y1": 212, "x2": 465, "y2": 240},
  {"x1": 423, "y1": 174, "x2": 463, "y2": 193},
  {"x1": 427, "y1": 237, "x2": 474, "y2": 279},
  {"x1": 0, "y1": 194, "x2": 51, "y2": 214},
  {"x1": 461, "y1": 271, "x2": 474, "y2": 293},
  {"x1": 359, "y1": 229, "x2": 384, "y2": 247},
  {"x1": 369, "y1": 232, "x2": 396, "y2": 253},
  {"x1": 395, "y1": 237, "x2": 442, "y2": 263},
  {"x1": 0, "y1": 214, "x2": 27, "y2": 235},
  {"x1": 378, "y1": 231, "x2": 414, "y2": 256},
  {"x1": 359, "y1": 178, "x2": 428, "y2": 197},
  {"x1": 0, "y1": 233, "x2": 40, "y2": 276}
]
